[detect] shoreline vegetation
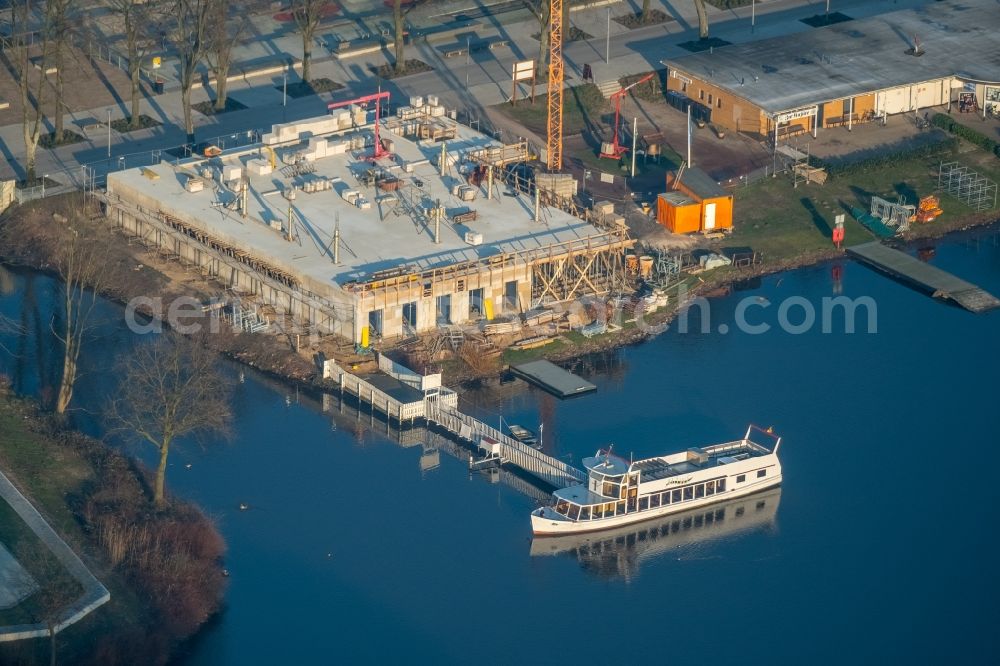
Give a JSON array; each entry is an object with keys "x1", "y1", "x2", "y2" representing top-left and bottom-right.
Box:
[
  {"x1": 0, "y1": 138, "x2": 997, "y2": 660},
  {"x1": 0, "y1": 387, "x2": 226, "y2": 666}
]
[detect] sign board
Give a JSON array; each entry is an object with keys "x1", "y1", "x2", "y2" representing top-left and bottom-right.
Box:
[
  {"x1": 512, "y1": 60, "x2": 535, "y2": 82},
  {"x1": 834, "y1": 214, "x2": 845, "y2": 228},
  {"x1": 152, "y1": 56, "x2": 162, "y2": 69},
  {"x1": 774, "y1": 106, "x2": 817, "y2": 123},
  {"x1": 600, "y1": 172, "x2": 615, "y2": 184}
]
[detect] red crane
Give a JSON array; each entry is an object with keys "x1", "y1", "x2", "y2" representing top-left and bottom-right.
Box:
[
  {"x1": 328, "y1": 90, "x2": 392, "y2": 160},
  {"x1": 600, "y1": 72, "x2": 655, "y2": 160}
]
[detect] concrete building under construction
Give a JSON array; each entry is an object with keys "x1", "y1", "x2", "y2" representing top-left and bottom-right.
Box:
[{"x1": 104, "y1": 96, "x2": 632, "y2": 344}]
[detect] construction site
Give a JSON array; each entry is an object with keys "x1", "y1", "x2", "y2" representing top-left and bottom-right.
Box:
[{"x1": 104, "y1": 94, "x2": 637, "y2": 347}]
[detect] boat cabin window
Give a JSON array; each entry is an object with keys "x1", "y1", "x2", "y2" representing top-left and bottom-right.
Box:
[
  {"x1": 639, "y1": 497, "x2": 649, "y2": 511},
  {"x1": 579, "y1": 506, "x2": 591, "y2": 520},
  {"x1": 568, "y1": 505, "x2": 580, "y2": 520},
  {"x1": 706, "y1": 480, "x2": 716, "y2": 496},
  {"x1": 683, "y1": 486, "x2": 694, "y2": 501},
  {"x1": 616, "y1": 501, "x2": 626, "y2": 516},
  {"x1": 650, "y1": 494, "x2": 661, "y2": 508},
  {"x1": 757, "y1": 469, "x2": 767, "y2": 478},
  {"x1": 717, "y1": 478, "x2": 726, "y2": 492},
  {"x1": 555, "y1": 500, "x2": 570, "y2": 515},
  {"x1": 736, "y1": 474, "x2": 746, "y2": 483},
  {"x1": 672, "y1": 489, "x2": 682, "y2": 503},
  {"x1": 628, "y1": 474, "x2": 639, "y2": 487},
  {"x1": 695, "y1": 484, "x2": 705, "y2": 499}
]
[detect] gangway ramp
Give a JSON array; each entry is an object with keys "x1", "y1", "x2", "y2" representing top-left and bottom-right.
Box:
[{"x1": 848, "y1": 241, "x2": 1000, "y2": 313}]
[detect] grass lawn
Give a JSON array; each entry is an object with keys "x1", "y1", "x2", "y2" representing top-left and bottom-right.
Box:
[
  {"x1": 497, "y1": 83, "x2": 609, "y2": 138},
  {"x1": 727, "y1": 149, "x2": 993, "y2": 261},
  {"x1": 0, "y1": 499, "x2": 82, "y2": 627}
]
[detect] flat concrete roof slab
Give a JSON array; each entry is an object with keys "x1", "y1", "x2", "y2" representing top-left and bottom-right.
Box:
[
  {"x1": 109, "y1": 119, "x2": 601, "y2": 294},
  {"x1": 663, "y1": 0, "x2": 1000, "y2": 114}
]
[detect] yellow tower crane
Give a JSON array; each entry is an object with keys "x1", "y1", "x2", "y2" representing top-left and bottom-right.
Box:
[{"x1": 546, "y1": 0, "x2": 564, "y2": 172}]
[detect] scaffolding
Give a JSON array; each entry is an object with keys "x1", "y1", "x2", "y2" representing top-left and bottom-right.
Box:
[
  {"x1": 938, "y1": 162, "x2": 998, "y2": 212},
  {"x1": 871, "y1": 195, "x2": 914, "y2": 233}
]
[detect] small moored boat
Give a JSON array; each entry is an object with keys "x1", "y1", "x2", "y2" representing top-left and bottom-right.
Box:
[
  {"x1": 506, "y1": 424, "x2": 539, "y2": 448},
  {"x1": 530, "y1": 425, "x2": 782, "y2": 536}
]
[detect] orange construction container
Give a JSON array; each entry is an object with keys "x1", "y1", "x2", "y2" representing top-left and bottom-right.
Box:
[{"x1": 657, "y1": 167, "x2": 734, "y2": 234}]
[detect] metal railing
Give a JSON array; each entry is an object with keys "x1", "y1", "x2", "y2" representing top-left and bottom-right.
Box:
[{"x1": 424, "y1": 399, "x2": 585, "y2": 488}]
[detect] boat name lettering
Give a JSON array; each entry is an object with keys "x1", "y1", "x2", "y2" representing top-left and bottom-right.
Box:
[{"x1": 665, "y1": 476, "x2": 693, "y2": 486}]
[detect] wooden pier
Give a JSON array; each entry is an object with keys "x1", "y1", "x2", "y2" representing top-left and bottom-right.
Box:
[
  {"x1": 848, "y1": 241, "x2": 1000, "y2": 313},
  {"x1": 323, "y1": 358, "x2": 586, "y2": 488}
]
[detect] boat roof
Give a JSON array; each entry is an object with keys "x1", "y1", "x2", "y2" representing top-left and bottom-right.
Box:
[
  {"x1": 583, "y1": 453, "x2": 631, "y2": 476},
  {"x1": 553, "y1": 485, "x2": 608, "y2": 506}
]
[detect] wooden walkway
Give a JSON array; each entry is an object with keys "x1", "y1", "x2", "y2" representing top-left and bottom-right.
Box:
[{"x1": 848, "y1": 241, "x2": 1000, "y2": 313}]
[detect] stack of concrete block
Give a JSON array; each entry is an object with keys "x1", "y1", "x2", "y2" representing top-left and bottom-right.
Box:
[
  {"x1": 536, "y1": 173, "x2": 578, "y2": 197},
  {"x1": 222, "y1": 164, "x2": 243, "y2": 182},
  {"x1": 327, "y1": 140, "x2": 348, "y2": 156},
  {"x1": 397, "y1": 106, "x2": 422, "y2": 121},
  {"x1": 426, "y1": 94, "x2": 438, "y2": 107},
  {"x1": 409, "y1": 95, "x2": 423, "y2": 108},
  {"x1": 593, "y1": 201, "x2": 615, "y2": 215},
  {"x1": 335, "y1": 111, "x2": 351, "y2": 129},
  {"x1": 458, "y1": 185, "x2": 476, "y2": 202},
  {"x1": 429, "y1": 105, "x2": 446, "y2": 117},
  {"x1": 184, "y1": 177, "x2": 204, "y2": 193},
  {"x1": 343, "y1": 190, "x2": 360, "y2": 204},
  {"x1": 351, "y1": 105, "x2": 368, "y2": 126},
  {"x1": 301, "y1": 137, "x2": 328, "y2": 162},
  {"x1": 247, "y1": 159, "x2": 272, "y2": 176},
  {"x1": 350, "y1": 135, "x2": 366, "y2": 150}
]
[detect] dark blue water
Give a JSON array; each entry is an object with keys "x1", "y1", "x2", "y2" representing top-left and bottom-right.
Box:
[{"x1": 1, "y1": 230, "x2": 999, "y2": 665}]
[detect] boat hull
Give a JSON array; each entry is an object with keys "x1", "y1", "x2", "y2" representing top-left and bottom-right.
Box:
[{"x1": 531, "y1": 476, "x2": 782, "y2": 536}]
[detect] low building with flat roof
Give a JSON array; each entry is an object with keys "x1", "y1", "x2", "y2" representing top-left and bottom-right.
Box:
[
  {"x1": 661, "y1": 0, "x2": 1000, "y2": 139},
  {"x1": 106, "y1": 101, "x2": 631, "y2": 344}
]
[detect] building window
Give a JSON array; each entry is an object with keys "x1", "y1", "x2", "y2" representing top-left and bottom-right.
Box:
[
  {"x1": 681, "y1": 82, "x2": 688, "y2": 93},
  {"x1": 736, "y1": 474, "x2": 746, "y2": 483},
  {"x1": 757, "y1": 469, "x2": 767, "y2": 478},
  {"x1": 707, "y1": 94, "x2": 713, "y2": 105},
  {"x1": 717, "y1": 98, "x2": 722, "y2": 109},
  {"x1": 699, "y1": 89, "x2": 705, "y2": 100}
]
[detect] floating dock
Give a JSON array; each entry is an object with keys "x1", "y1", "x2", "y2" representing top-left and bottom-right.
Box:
[
  {"x1": 848, "y1": 241, "x2": 1000, "y2": 313},
  {"x1": 510, "y1": 360, "x2": 597, "y2": 398}
]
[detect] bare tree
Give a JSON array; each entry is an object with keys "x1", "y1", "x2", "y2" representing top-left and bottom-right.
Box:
[
  {"x1": 206, "y1": 0, "x2": 247, "y2": 112},
  {"x1": 108, "y1": 334, "x2": 232, "y2": 508},
  {"x1": 169, "y1": 0, "x2": 211, "y2": 142},
  {"x1": 528, "y1": 0, "x2": 550, "y2": 72},
  {"x1": 392, "y1": 0, "x2": 405, "y2": 75},
  {"x1": 641, "y1": 0, "x2": 652, "y2": 22},
  {"x1": 50, "y1": 210, "x2": 111, "y2": 414},
  {"x1": 45, "y1": 0, "x2": 74, "y2": 145},
  {"x1": 109, "y1": 0, "x2": 164, "y2": 130},
  {"x1": 694, "y1": 0, "x2": 709, "y2": 39},
  {"x1": 9, "y1": 0, "x2": 53, "y2": 182},
  {"x1": 291, "y1": 0, "x2": 324, "y2": 85}
]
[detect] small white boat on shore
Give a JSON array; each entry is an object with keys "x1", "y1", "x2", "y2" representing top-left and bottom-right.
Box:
[{"x1": 530, "y1": 425, "x2": 783, "y2": 536}]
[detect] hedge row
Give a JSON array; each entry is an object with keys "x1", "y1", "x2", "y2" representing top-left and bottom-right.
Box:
[
  {"x1": 705, "y1": 0, "x2": 753, "y2": 8},
  {"x1": 931, "y1": 113, "x2": 1000, "y2": 158},
  {"x1": 813, "y1": 136, "x2": 959, "y2": 178}
]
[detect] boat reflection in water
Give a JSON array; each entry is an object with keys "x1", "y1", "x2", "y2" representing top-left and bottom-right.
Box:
[{"x1": 530, "y1": 488, "x2": 781, "y2": 581}]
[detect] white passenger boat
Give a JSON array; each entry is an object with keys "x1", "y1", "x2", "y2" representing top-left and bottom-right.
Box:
[{"x1": 530, "y1": 425, "x2": 782, "y2": 536}]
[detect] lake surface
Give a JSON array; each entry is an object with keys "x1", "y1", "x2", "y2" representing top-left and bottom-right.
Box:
[{"x1": 1, "y1": 228, "x2": 999, "y2": 664}]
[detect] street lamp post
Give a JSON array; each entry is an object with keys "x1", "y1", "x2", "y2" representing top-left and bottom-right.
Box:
[
  {"x1": 42, "y1": 174, "x2": 46, "y2": 197},
  {"x1": 751, "y1": 0, "x2": 756, "y2": 31},
  {"x1": 107, "y1": 108, "x2": 111, "y2": 158},
  {"x1": 283, "y1": 70, "x2": 287, "y2": 107},
  {"x1": 605, "y1": 9, "x2": 611, "y2": 64}
]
